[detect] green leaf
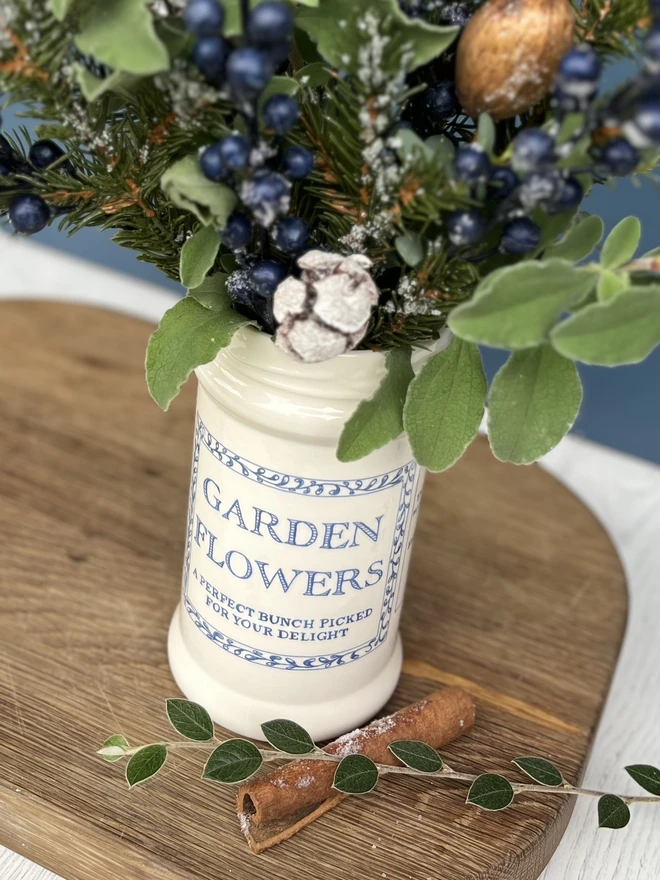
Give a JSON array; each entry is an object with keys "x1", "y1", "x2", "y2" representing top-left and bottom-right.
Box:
[
  {"x1": 598, "y1": 794, "x2": 631, "y2": 829},
  {"x1": 388, "y1": 740, "x2": 443, "y2": 773},
  {"x1": 261, "y1": 719, "x2": 315, "y2": 755},
  {"x1": 467, "y1": 774, "x2": 514, "y2": 811},
  {"x1": 487, "y1": 345, "x2": 582, "y2": 465},
  {"x1": 50, "y1": 0, "x2": 76, "y2": 20},
  {"x1": 424, "y1": 134, "x2": 454, "y2": 166},
  {"x1": 98, "y1": 734, "x2": 130, "y2": 763},
  {"x1": 625, "y1": 764, "x2": 660, "y2": 796},
  {"x1": 337, "y1": 347, "x2": 414, "y2": 463},
  {"x1": 551, "y1": 286, "x2": 660, "y2": 365},
  {"x1": 223, "y1": 0, "x2": 318, "y2": 37},
  {"x1": 295, "y1": 62, "x2": 332, "y2": 88},
  {"x1": 512, "y1": 757, "x2": 563, "y2": 787},
  {"x1": 166, "y1": 699, "x2": 214, "y2": 742},
  {"x1": 188, "y1": 272, "x2": 228, "y2": 309},
  {"x1": 180, "y1": 226, "x2": 220, "y2": 289},
  {"x1": 333, "y1": 755, "x2": 379, "y2": 794},
  {"x1": 477, "y1": 113, "x2": 495, "y2": 153},
  {"x1": 601, "y1": 216, "x2": 641, "y2": 269},
  {"x1": 597, "y1": 269, "x2": 627, "y2": 302},
  {"x1": 126, "y1": 744, "x2": 167, "y2": 788},
  {"x1": 395, "y1": 233, "x2": 424, "y2": 267},
  {"x1": 161, "y1": 155, "x2": 237, "y2": 228},
  {"x1": 403, "y1": 337, "x2": 486, "y2": 473},
  {"x1": 448, "y1": 260, "x2": 596, "y2": 349},
  {"x1": 74, "y1": 65, "x2": 139, "y2": 102},
  {"x1": 146, "y1": 294, "x2": 253, "y2": 410},
  {"x1": 544, "y1": 215, "x2": 604, "y2": 263},
  {"x1": 75, "y1": 0, "x2": 170, "y2": 76},
  {"x1": 296, "y1": 0, "x2": 458, "y2": 75},
  {"x1": 203, "y1": 739, "x2": 263, "y2": 784}
]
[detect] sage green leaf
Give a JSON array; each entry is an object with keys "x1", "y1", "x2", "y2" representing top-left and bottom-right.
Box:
[
  {"x1": 388, "y1": 740, "x2": 443, "y2": 773},
  {"x1": 625, "y1": 764, "x2": 660, "y2": 796},
  {"x1": 146, "y1": 294, "x2": 253, "y2": 410},
  {"x1": 424, "y1": 134, "x2": 454, "y2": 166},
  {"x1": 466, "y1": 774, "x2": 514, "y2": 811},
  {"x1": 74, "y1": 66, "x2": 139, "y2": 102},
  {"x1": 161, "y1": 155, "x2": 237, "y2": 227},
  {"x1": 203, "y1": 739, "x2": 263, "y2": 784},
  {"x1": 126, "y1": 744, "x2": 167, "y2": 788},
  {"x1": 448, "y1": 260, "x2": 596, "y2": 349},
  {"x1": 337, "y1": 347, "x2": 414, "y2": 463},
  {"x1": 403, "y1": 337, "x2": 486, "y2": 473},
  {"x1": 50, "y1": 0, "x2": 76, "y2": 20},
  {"x1": 188, "y1": 273, "x2": 228, "y2": 309},
  {"x1": 395, "y1": 233, "x2": 424, "y2": 267},
  {"x1": 297, "y1": 0, "x2": 458, "y2": 75},
  {"x1": 75, "y1": 0, "x2": 169, "y2": 76},
  {"x1": 597, "y1": 269, "x2": 627, "y2": 302},
  {"x1": 295, "y1": 62, "x2": 332, "y2": 88},
  {"x1": 98, "y1": 734, "x2": 130, "y2": 763},
  {"x1": 551, "y1": 286, "x2": 660, "y2": 365},
  {"x1": 261, "y1": 719, "x2": 315, "y2": 755},
  {"x1": 333, "y1": 755, "x2": 379, "y2": 794},
  {"x1": 166, "y1": 699, "x2": 214, "y2": 741},
  {"x1": 180, "y1": 226, "x2": 220, "y2": 289},
  {"x1": 487, "y1": 346, "x2": 582, "y2": 465},
  {"x1": 544, "y1": 215, "x2": 604, "y2": 263},
  {"x1": 512, "y1": 757, "x2": 563, "y2": 787},
  {"x1": 477, "y1": 113, "x2": 495, "y2": 153},
  {"x1": 601, "y1": 216, "x2": 641, "y2": 269},
  {"x1": 223, "y1": 0, "x2": 318, "y2": 37},
  {"x1": 598, "y1": 794, "x2": 630, "y2": 829}
]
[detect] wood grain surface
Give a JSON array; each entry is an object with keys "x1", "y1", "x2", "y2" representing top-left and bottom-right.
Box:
[{"x1": 0, "y1": 301, "x2": 627, "y2": 880}]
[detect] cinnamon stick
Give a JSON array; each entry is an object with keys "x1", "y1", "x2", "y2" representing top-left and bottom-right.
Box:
[{"x1": 237, "y1": 687, "x2": 475, "y2": 853}]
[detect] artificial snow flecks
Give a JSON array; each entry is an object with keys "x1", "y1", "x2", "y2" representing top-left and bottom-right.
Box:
[{"x1": 273, "y1": 250, "x2": 379, "y2": 364}]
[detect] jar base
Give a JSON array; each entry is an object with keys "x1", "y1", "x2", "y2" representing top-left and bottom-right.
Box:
[{"x1": 167, "y1": 606, "x2": 403, "y2": 741}]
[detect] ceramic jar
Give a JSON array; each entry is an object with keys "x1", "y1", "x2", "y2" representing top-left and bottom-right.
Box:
[{"x1": 168, "y1": 326, "x2": 449, "y2": 739}]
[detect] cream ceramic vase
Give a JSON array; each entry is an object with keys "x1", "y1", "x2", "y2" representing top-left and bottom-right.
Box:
[{"x1": 168, "y1": 326, "x2": 449, "y2": 739}]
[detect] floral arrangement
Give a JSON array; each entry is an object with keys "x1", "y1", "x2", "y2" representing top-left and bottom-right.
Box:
[{"x1": 0, "y1": 0, "x2": 659, "y2": 470}]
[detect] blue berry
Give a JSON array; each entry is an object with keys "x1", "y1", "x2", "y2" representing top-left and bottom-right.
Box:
[
  {"x1": 438, "y1": 3, "x2": 471, "y2": 27},
  {"x1": 250, "y1": 259, "x2": 287, "y2": 297},
  {"x1": 424, "y1": 81, "x2": 458, "y2": 121},
  {"x1": 557, "y1": 45, "x2": 601, "y2": 97},
  {"x1": 219, "y1": 134, "x2": 250, "y2": 170},
  {"x1": 227, "y1": 48, "x2": 271, "y2": 101},
  {"x1": 251, "y1": 170, "x2": 290, "y2": 203},
  {"x1": 446, "y1": 210, "x2": 485, "y2": 247},
  {"x1": 9, "y1": 193, "x2": 50, "y2": 234},
  {"x1": 199, "y1": 142, "x2": 230, "y2": 182},
  {"x1": 192, "y1": 35, "x2": 227, "y2": 82},
  {"x1": 282, "y1": 145, "x2": 314, "y2": 179},
  {"x1": 550, "y1": 176, "x2": 583, "y2": 214},
  {"x1": 453, "y1": 144, "x2": 490, "y2": 183},
  {"x1": 512, "y1": 128, "x2": 555, "y2": 172},
  {"x1": 624, "y1": 95, "x2": 660, "y2": 147},
  {"x1": 517, "y1": 170, "x2": 563, "y2": 212},
  {"x1": 0, "y1": 161, "x2": 11, "y2": 176},
  {"x1": 263, "y1": 94, "x2": 299, "y2": 135},
  {"x1": 601, "y1": 137, "x2": 640, "y2": 175},
  {"x1": 274, "y1": 216, "x2": 309, "y2": 253},
  {"x1": 29, "y1": 139, "x2": 64, "y2": 169},
  {"x1": 221, "y1": 213, "x2": 252, "y2": 250},
  {"x1": 183, "y1": 0, "x2": 224, "y2": 36},
  {"x1": 644, "y1": 24, "x2": 660, "y2": 73},
  {"x1": 500, "y1": 217, "x2": 541, "y2": 255},
  {"x1": 487, "y1": 166, "x2": 518, "y2": 201},
  {"x1": 247, "y1": 2, "x2": 294, "y2": 46}
]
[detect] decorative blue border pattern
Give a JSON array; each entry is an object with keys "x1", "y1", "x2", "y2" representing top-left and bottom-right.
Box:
[{"x1": 182, "y1": 414, "x2": 417, "y2": 670}]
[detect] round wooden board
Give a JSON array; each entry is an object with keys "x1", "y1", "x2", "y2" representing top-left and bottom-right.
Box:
[{"x1": 0, "y1": 301, "x2": 627, "y2": 880}]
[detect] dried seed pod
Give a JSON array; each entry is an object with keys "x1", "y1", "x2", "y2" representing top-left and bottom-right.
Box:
[{"x1": 455, "y1": 0, "x2": 575, "y2": 121}]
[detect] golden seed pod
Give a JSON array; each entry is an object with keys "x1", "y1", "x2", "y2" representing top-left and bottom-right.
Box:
[{"x1": 455, "y1": 0, "x2": 575, "y2": 121}]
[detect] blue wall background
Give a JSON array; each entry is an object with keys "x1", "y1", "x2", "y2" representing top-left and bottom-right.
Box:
[{"x1": 3, "y1": 59, "x2": 659, "y2": 463}]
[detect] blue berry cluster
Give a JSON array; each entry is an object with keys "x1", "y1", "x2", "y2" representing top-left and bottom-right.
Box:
[{"x1": 2, "y1": 132, "x2": 69, "y2": 235}]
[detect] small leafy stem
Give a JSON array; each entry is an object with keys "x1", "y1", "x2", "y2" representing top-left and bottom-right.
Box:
[{"x1": 99, "y1": 700, "x2": 660, "y2": 830}]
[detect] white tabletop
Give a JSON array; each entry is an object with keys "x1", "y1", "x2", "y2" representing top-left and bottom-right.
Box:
[{"x1": 1, "y1": 233, "x2": 658, "y2": 880}]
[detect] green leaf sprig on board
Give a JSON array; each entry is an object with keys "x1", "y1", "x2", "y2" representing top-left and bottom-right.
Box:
[{"x1": 98, "y1": 698, "x2": 660, "y2": 832}]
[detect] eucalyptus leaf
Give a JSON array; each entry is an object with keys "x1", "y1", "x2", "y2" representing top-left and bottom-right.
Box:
[
  {"x1": 601, "y1": 216, "x2": 641, "y2": 269},
  {"x1": 597, "y1": 269, "x2": 627, "y2": 302},
  {"x1": 166, "y1": 699, "x2": 214, "y2": 741},
  {"x1": 448, "y1": 260, "x2": 596, "y2": 349},
  {"x1": 203, "y1": 739, "x2": 263, "y2": 784},
  {"x1": 99, "y1": 734, "x2": 130, "y2": 763},
  {"x1": 180, "y1": 226, "x2": 220, "y2": 289},
  {"x1": 146, "y1": 294, "x2": 253, "y2": 410},
  {"x1": 295, "y1": 62, "x2": 332, "y2": 88},
  {"x1": 188, "y1": 272, "x2": 228, "y2": 309},
  {"x1": 395, "y1": 233, "x2": 424, "y2": 267},
  {"x1": 261, "y1": 719, "x2": 315, "y2": 755},
  {"x1": 487, "y1": 345, "x2": 582, "y2": 465},
  {"x1": 477, "y1": 113, "x2": 495, "y2": 153},
  {"x1": 625, "y1": 764, "x2": 660, "y2": 796},
  {"x1": 466, "y1": 774, "x2": 515, "y2": 811},
  {"x1": 544, "y1": 214, "x2": 604, "y2": 263},
  {"x1": 403, "y1": 337, "x2": 486, "y2": 473},
  {"x1": 333, "y1": 755, "x2": 379, "y2": 794},
  {"x1": 161, "y1": 155, "x2": 237, "y2": 228},
  {"x1": 388, "y1": 740, "x2": 443, "y2": 773},
  {"x1": 74, "y1": 66, "x2": 139, "y2": 102},
  {"x1": 337, "y1": 347, "x2": 414, "y2": 462},
  {"x1": 126, "y1": 744, "x2": 167, "y2": 788},
  {"x1": 512, "y1": 757, "x2": 563, "y2": 787},
  {"x1": 598, "y1": 794, "x2": 630, "y2": 829},
  {"x1": 424, "y1": 134, "x2": 454, "y2": 165},
  {"x1": 551, "y1": 286, "x2": 660, "y2": 365}
]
